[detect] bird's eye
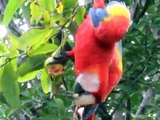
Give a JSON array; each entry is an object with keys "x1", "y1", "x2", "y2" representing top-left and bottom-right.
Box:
[{"x1": 103, "y1": 16, "x2": 112, "y2": 22}]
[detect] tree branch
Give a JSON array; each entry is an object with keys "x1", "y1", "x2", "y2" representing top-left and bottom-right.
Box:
[
  {"x1": 131, "y1": 0, "x2": 140, "y2": 20},
  {"x1": 111, "y1": 96, "x2": 125, "y2": 119},
  {"x1": 125, "y1": 98, "x2": 131, "y2": 120},
  {"x1": 112, "y1": 110, "x2": 123, "y2": 120},
  {"x1": 134, "y1": 0, "x2": 152, "y2": 23},
  {"x1": 53, "y1": 4, "x2": 79, "y2": 38},
  {"x1": 135, "y1": 89, "x2": 153, "y2": 119}
]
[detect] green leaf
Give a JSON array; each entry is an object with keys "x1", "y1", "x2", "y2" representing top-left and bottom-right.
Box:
[
  {"x1": 0, "y1": 15, "x2": 3, "y2": 22},
  {"x1": 56, "y1": 1, "x2": 64, "y2": 14},
  {"x1": 1, "y1": 63, "x2": 20, "y2": 107},
  {"x1": 4, "y1": 47, "x2": 19, "y2": 60},
  {"x1": 18, "y1": 54, "x2": 47, "y2": 76},
  {"x1": 0, "y1": 67, "x2": 4, "y2": 92},
  {"x1": 0, "y1": 42, "x2": 8, "y2": 54},
  {"x1": 29, "y1": 43, "x2": 58, "y2": 56},
  {"x1": 75, "y1": 7, "x2": 86, "y2": 26},
  {"x1": 33, "y1": 115, "x2": 55, "y2": 120},
  {"x1": 8, "y1": 34, "x2": 20, "y2": 49},
  {"x1": 30, "y1": 2, "x2": 43, "y2": 20},
  {"x1": 5, "y1": 108, "x2": 17, "y2": 117},
  {"x1": 51, "y1": 14, "x2": 66, "y2": 25},
  {"x1": 2, "y1": 0, "x2": 25, "y2": 26},
  {"x1": 17, "y1": 70, "x2": 40, "y2": 83},
  {"x1": 38, "y1": 0, "x2": 55, "y2": 12},
  {"x1": 52, "y1": 98, "x2": 66, "y2": 119},
  {"x1": 54, "y1": 98, "x2": 65, "y2": 113},
  {"x1": 130, "y1": 93, "x2": 142, "y2": 106},
  {"x1": 117, "y1": 82, "x2": 140, "y2": 95},
  {"x1": 42, "y1": 10, "x2": 51, "y2": 23},
  {"x1": 22, "y1": 3, "x2": 31, "y2": 21},
  {"x1": 40, "y1": 69, "x2": 51, "y2": 93},
  {"x1": 63, "y1": 0, "x2": 76, "y2": 11},
  {"x1": 18, "y1": 28, "x2": 58, "y2": 51}
]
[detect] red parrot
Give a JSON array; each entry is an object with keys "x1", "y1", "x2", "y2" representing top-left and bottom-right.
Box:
[{"x1": 65, "y1": 0, "x2": 131, "y2": 119}]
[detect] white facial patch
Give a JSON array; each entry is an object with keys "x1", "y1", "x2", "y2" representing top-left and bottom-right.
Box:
[
  {"x1": 77, "y1": 107, "x2": 84, "y2": 119},
  {"x1": 74, "y1": 94, "x2": 95, "y2": 105},
  {"x1": 76, "y1": 73, "x2": 100, "y2": 92}
]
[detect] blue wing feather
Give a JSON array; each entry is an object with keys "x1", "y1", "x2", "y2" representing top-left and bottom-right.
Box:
[{"x1": 89, "y1": 8, "x2": 107, "y2": 27}]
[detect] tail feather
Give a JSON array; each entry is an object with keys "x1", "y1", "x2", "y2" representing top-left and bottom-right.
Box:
[
  {"x1": 82, "y1": 104, "x2": 99, "y2": 120},
  {"x1": 88, "y1": 112, "x2": 95, "y2": 120},
  {"x1": 116, "y1": 40, "x2": 122, "y2": 57}
]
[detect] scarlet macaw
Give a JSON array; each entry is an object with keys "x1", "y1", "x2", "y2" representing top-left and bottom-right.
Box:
[
  {"x1": 65, "y1": 0, "x2": 131, "y2": 119},
  {"x1": 47, "y1": 0, "x2": 131, "y2": 119}
]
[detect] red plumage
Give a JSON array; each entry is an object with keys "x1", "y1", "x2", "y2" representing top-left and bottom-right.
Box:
[
  {"x1": 67, "y1": 0, "x2": 131, "y2": 119},
  {"x1": 68, "y1": 14, "x2": 129, "y2": 99},
  {"x1": 93, "y1": 0, "x2": 105, "y2": 8}
]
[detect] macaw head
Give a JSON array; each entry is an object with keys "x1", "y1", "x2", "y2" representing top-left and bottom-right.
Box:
[
  {"x1": 104, "y1": 1, "x2": 131, "y2": 22},
  {"x1": 89, "y1": 1, "x2": 131, "y2": 43}
]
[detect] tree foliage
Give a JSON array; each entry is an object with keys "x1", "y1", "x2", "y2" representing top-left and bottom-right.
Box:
[{"x1": 0, "y1": 0, "x2": 160, "y2": 120}]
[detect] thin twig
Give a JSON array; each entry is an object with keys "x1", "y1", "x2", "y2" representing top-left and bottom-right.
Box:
[
  {"x1": 62, "y1": 76, "x2": 68, "y2": 91},
  {"x1": 53, "y1": 4, "x2": 79, "y2": 38},
  {"x1": 0, "y1": 52, "x2": 26, "y2": 68}
]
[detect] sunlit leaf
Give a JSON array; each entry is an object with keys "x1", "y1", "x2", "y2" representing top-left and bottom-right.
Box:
[
  {"x1": 56, "y1": 1, "x2": 63, "y2": 14},
  {"x1": 51, "y1": 14, "x2": 66, "y2": 25},
  {"x1": 0, "y1": 67, "x2": 4, "y2": 92},
  {"x1": 1, "y1": 63, "x2": 20, "y2": 107},
  {"x1": 42, "y1": 10, "x2": 51, "y2": 23},
  {"x1": 18, "y1": 54, "x2": 47, "y2": 76},
  {"x1": 18, "y1": 70, "x2": 40, "y2": 82},
  {"x1": 29, "y1": 43, "x2": 58, "y2": 56},
  {"x1": 4, "y1": 47, "x2": 19, "y2": 60},
  {"x1": 18, "y1": 28, "x2": 58, "y2": 51},
  {"x1": 75, "y1": 7, "x2": 86, "y2": 26},
  {"x1": 63, "y1": 0, "x2": 76, "y2": 11},
  {"x1": 40, "y1": 69, "x2": 51, "y2": 93},
  {"x1": 0, "y1": 42, "x2": 8, "y2": 54},
  {"x1": 30, "y1": 2, "x2": 43, "y2": 20},
  {"x1": 39, "y1": 0, "x2": 55, "y2": 12},
  {"x1": 2, "y1": 0, "x2": 25, "y2": 26},
  {"x1": 8, "y1": 34, "x2": 20, "y2": 49}
]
